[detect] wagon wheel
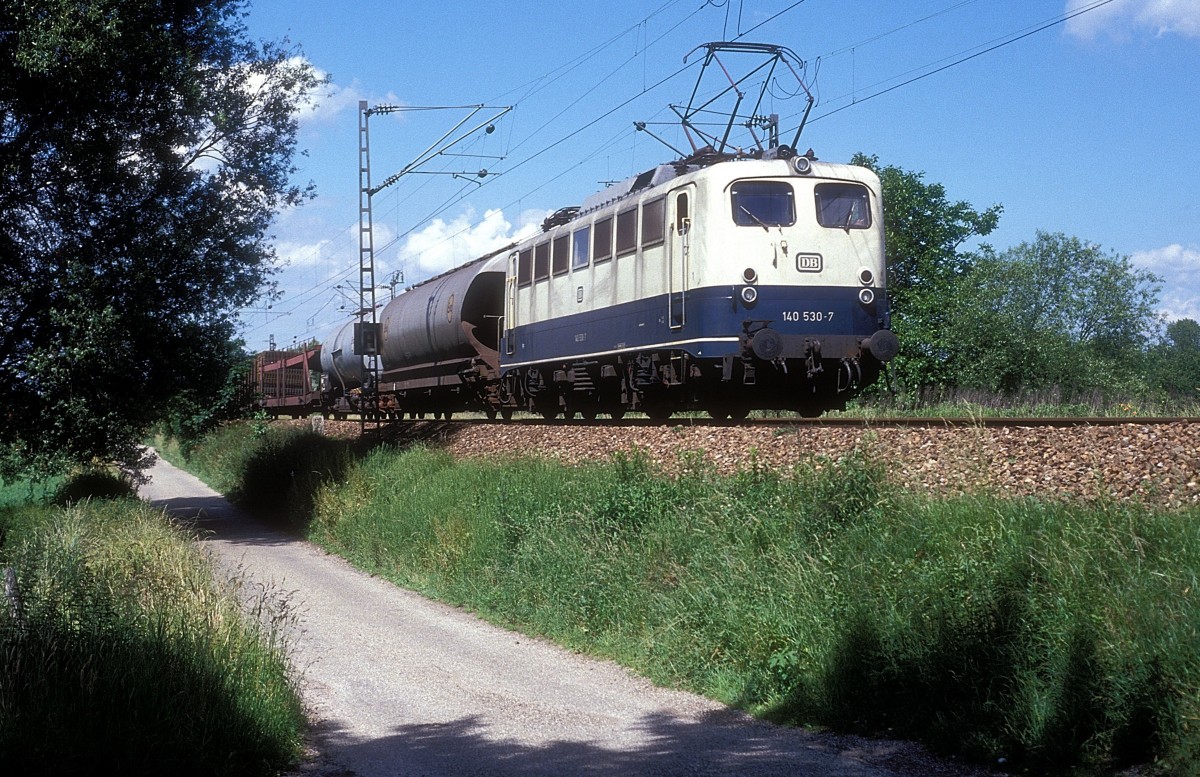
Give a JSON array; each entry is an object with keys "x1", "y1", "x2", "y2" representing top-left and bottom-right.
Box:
[{"x1": 500, "y1": 407, "x2": 514, "y2": 421}]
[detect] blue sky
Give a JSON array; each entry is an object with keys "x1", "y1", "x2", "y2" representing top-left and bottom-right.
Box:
[{"x1": 238, "y1": 0, "x2": 1200, "y2": 351}]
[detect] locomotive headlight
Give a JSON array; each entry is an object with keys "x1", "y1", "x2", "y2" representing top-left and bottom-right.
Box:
[
  {"x1": 858, "y1": 267, "x2": 875, "y2": 285},
  {"x1": 792, "y1": 156, "x2": 812, "y2": 175},
  {"x1": 742, "y1": 267, "x2": 758, "y2": 284},
  {"x1": 858, "y1": 288, "x2": 876, "y2": 305},
  {"x1": 741, "y1": 286, "x2": 758, "y2": 305}
]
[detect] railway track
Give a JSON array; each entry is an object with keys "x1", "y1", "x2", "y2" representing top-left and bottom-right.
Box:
[{"x1": 339, "y1": 414, "x2": 1200, "y2": 431}]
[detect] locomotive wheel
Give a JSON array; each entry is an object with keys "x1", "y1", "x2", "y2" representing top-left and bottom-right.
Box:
[
  {"x1": 580, "y1": 407, "x2": 598, "y2": 421},
  {"x1": 500, "y1": 407, "x2": 514, "y2": 421},
  {"x1": 643, "y1": 402, "x2": 673, "y2": 421},
  {"x1": 541, "y1": 408, "x2": 558, "y2": 421},
  {"x1": 609, "y1": 408, "x2": 626, "y2": 420},
  {"x1": 485, "y1": 407, "x2": 498, "y2": 421}
]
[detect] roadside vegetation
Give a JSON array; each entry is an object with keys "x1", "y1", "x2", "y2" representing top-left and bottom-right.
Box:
[
  {"x1": 161, "y1": 421, "x2": 1200, "y2": 776},
  {"x1": 0, "y1": 469, "x2": 306, "y2": 775}
]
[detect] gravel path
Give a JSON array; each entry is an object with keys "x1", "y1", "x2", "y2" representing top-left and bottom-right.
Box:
[{"x1": 138, "y1": 452, "x2": 999, "y2": 777}]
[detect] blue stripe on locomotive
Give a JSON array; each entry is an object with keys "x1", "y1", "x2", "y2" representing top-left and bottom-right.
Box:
[{"x1": 502, "y1": 283, "x2": 884, "y2": 367}]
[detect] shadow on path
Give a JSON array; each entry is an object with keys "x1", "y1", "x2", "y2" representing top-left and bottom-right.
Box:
[{"x1": 295, "y1": 709, "x2": 984, "y2": 777}]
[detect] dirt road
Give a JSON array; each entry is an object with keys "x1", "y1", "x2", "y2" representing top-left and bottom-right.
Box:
[{"x1": 138, "y1": 452, "x2": 994, "y2": 777}]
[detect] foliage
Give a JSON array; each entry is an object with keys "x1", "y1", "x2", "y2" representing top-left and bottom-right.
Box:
[
  {"x1": 154, "y1": 422, "x2": 358, "y2": 531},
  {"x1": 0, "y1": 495, "x2": 305, "y2": 775},
  {"x1": 850, "y1": 153, "x2": 1002, "y2": 390},
  {"x1": 163, "y1": 344, "x2": 256, "y2": 446},
  {"x1": 51, "y1": 467, "x2": 139, "y2": 506},
  {"x1": 946, "y1": 231, "x2": 1163, "y2": 396},
  {"x1": 0, "y1": 0, "x2": 324, "y2": 480},
  {"x1": 1148, "y1": 318, "x2": 1200, "y2": 399}
]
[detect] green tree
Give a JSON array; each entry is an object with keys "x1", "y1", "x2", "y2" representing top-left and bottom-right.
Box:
[
  {"x1": 0, "y1": 0, "x2": 323, "y2": 478},
  {"x1": 851, "y1": 154, "x2": 1002, "y2": 391},
  {"x1": 947, "y1": 232, "x2": 1162, "y2": 396},
  {"x1": 1149, "y1": 318, "x2": 1200, "y2": 399}
]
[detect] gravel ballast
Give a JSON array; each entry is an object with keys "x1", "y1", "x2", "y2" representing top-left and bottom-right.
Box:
[{"x1": 324, "y1": 419, "x2": 1200, "y2": 510}]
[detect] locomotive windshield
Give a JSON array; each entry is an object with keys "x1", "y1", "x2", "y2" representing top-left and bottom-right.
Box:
[
  {"x1": 814, "y1": 183, "x2": 871, "y2": 229},
  {"x1": 731, "y1": 181, "x2": 795, "y2": 227}
]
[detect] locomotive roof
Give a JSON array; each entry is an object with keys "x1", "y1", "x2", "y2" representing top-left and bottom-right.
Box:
[
  {"x1": 572, "y1": 145, "x2": 833, "y2": 220},
  {"x1": 580, "y1": 164, "x2": 683, "y2": 213}
]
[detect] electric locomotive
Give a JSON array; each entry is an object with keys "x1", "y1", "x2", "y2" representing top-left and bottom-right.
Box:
[{"x1": 497, "y1": 146, "x2": 898, "y2": 420}]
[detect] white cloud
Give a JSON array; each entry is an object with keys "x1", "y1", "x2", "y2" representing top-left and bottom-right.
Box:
[
  {"x1": 395, "y1": 207, "x2": 541, "y2": 278},
  {"x1": 275, "y1": 237, "x2": 337, "y2": 269},
  {"x1": 1065, "y1": 0, "x2": 1200, "y2": 40},
  {"x1": 292, "y1": 61, "x2": 405, "y2": 127},
  {"x1": 1130, "y1": 244, "x2": 1200, "y2": 321},
  {"x1": 298, "y1": 77, "x2": 363, "y2": 125}
]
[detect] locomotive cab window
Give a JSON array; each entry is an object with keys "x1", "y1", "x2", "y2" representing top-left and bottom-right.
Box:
[
  {"x1": 731, "y1": 181, "x2": 795, "y2": 227},
  {"x1": 814, "y1": 183, "x2": 871, "y2": 229}
]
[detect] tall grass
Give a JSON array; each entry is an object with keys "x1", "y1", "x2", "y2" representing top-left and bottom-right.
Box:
[
  {"x1": 848, "y1": 384, "x2": 1200, "y2": 419},
  {"x1": 177, "y1": 422, "x2": 1200, "y2": 774},
  {"x1": 0, "y1": 483, "x2": 305, "y2": 775},
  {"x1": 154, "y1": 424, "x2": 357, "y2": 531}
]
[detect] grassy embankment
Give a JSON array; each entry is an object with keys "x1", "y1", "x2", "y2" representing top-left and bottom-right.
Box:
[
  {"x1": 159, "y1": 421, "x2": 1200, "y2": 776},
  {"x1": 0, "y1": 470, "x2": 306, "y2": 776}
]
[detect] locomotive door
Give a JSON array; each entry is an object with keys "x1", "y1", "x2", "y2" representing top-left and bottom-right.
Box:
[
  {"x1": 503, "y1": 251, "x2": 517, "y2": 355},
  {"x1": 668, "y1": 186, "x2": 693, "y2": 329}
]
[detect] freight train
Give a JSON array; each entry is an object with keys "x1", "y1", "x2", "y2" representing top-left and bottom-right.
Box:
[{"x1": 252, "y1": 143, "x2": 898, "y2": 422}]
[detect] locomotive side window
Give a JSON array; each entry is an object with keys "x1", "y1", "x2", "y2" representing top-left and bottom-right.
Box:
[
  {"x1": 572, "y1": 226, "x2": 590, "y2": 269},
  {"x1": 594, "y1": 216, "x2": 613, "y2": 263},
  {"x1": 552, "y1": 234, "x2": 569, "y2": 276},
  {"x1": 518, "y1": 248, "x2": 533, "y2": 287},
  {"x1": 616, "y1": 207, "x2": 638, "y2": 257},
  {"x1": 641, "y1": 197, "x2": 665, "y2": 248},
  {"x1": 731, "y1": 181, "x2": 795, "y2": 227},
  {"x1": 814, "y1": 183, "x2": 871, "y2": 229},
  {"x1": 676, "y1": 192, "x2": 689, "y2": 232},
  {"x1": 534, "y1": 241, "x2": 550, "y2": 281}
]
